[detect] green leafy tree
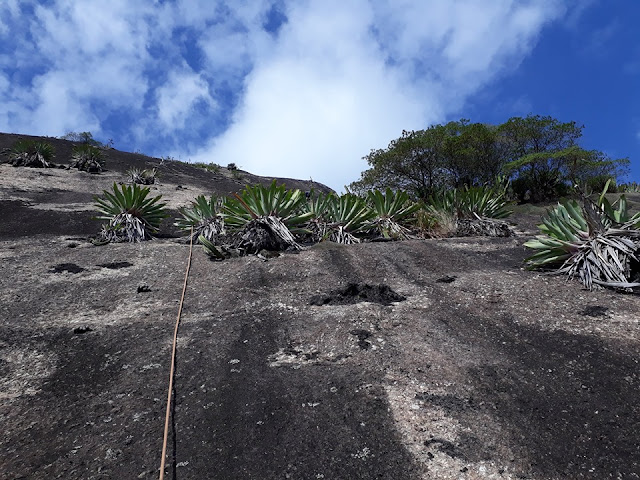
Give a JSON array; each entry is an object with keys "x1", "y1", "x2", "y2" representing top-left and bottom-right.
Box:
[
  {"x1": 350, "y1": 120, "x2": 508, "y2": 198},
  {"x1": 350, "y1": 123, "x2": 459, "y2": 199},
  {"x1": 445, "y1": 122, "x2": 506, "y2": 187},
  {"x1": 499, "y1": 115, "x2": 626, "y2": 201}
]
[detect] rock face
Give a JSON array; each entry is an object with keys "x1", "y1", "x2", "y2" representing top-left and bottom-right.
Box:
[{"x1": 1, "y1": 133, "x2": 640, "y2": 479}]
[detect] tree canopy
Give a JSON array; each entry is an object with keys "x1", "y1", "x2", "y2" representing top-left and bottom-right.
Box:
[{"x1": 349, "y1": 115, "x2": 629, "y2": 202}]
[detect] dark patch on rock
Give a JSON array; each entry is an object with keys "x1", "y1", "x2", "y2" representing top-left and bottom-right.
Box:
[
  {"x1": 436, "y1": 275, "x2": 457, "y2": 283},
  {"x1": 580, "y1": 305, "x2": 608, "y2": 317},
  {"x1": 424, "y1": 437, "x2": 464, "y2": 459},
  {"x1": 137, "y1": 284, "x2": 151, "y2": 293},
  {"x1": 349, "y1": 329, "x2": 373, "y2": 350},
  {"x1": 73, "y1": 326, "x2": 92, "y2": 335},
  {"x1": 98, "y1": 261, "x2": 133, "y2": 270},
  {"x1": 49, "y1": 263, "x2": 84, "y2": 274},
  {"x1": 310, "y1": 283, "x2": 406, "y2": 306},
  {"x1": 234, "y1": 218, "x2": 299, "y2": 254}
]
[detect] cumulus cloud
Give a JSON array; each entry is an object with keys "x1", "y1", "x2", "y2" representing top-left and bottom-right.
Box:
[
  {"x1": 156, "y1": 70, "x2": 216, "y2": 129},
  {"x1": 194, "y1": 0, "x2": 566, "y2": 189},
  {"x1": 0, "y1": 0, "x2": 570, "y2": 189}
]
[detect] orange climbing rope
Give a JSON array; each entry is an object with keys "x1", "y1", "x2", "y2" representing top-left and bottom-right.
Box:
[{"x1": 159, "y1": 228, "x2": 194, "y2": 480}]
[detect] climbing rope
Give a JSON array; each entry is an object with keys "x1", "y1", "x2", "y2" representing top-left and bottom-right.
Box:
[{"x1": 159, "y1": 227, "x2": 194, "y2": 480}]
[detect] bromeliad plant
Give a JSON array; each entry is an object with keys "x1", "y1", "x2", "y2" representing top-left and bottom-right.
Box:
[
  {"x1": 9, "y1": 140, "x2": 55, "y2": 168},
  {"x1": 524, "y1": 182, "x2": 640, "y2": 290},
  {"x1": 366, "y1": 188, "x2": 419, "y2": 239},
  {"x1": 321, "y1": 193, "x2": 375, "y2": 244},
  {"x1": 426, "y1": 182, "x2": 513, "y2": 237},
  {"x1": 221, "y1": 180, "x2": 312, "y2": 252},
  {"x1": 223, "y1": 180, "x2": 311, "y2": 230},
  {"x1": 127, "y1": 167, "x2": 158, "y2": 185},
  {"x1": 302, "y1": 191, "x2": 335, "y2": 242},
  {"x1": 71, "y1": 144, "x2": 105, "y2": 172},
  {"x1": 428, "y1": 184, "x2": 512, "y2": 220},
  {"x1": 175, "y1": 195, "x2": 225, "y2": 243},
  {"x1": 94, "y1": 183, "x2": 168, "y2": 243}
]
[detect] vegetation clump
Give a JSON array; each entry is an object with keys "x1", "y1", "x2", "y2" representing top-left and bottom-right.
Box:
[
  {"x1": 218, "y1": 181, "x2": 312, "y2": 254},
  {"x1": 9, "y1": 139, "x2": 55, "y2": 168},
  {"x1": 175, "y1": 195, "x2": 225, "y2": 243},
  {"x1": 93, "y1": 183, "x2": 168, "y2": 243},
  {"x1": 71, "y1": 144, "x2": 105, "y2": 173},
  {"x1": 425, "y1": 181, "x2": 514, "y2": 237},
  {"x1": 350, "y1": 115, "x2": 628, "y2": 203},
  {"x1": 366, "y1": 188, "x2": 419, "y2": 239},
  {"x1": 127, "y1": 167, "x2": 158, "y2": 185},
  {"x1": 525, "y1": 181, "x2": 640, "y2": 290}
]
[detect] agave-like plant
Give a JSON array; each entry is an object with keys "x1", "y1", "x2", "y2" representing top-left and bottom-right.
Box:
[
  {"x1": 366, "y1": 188, "x2": 419, "y2": 239},
  {"x1": 223, "y1": 180, "x2": 311, "y2": 229},
  {"x1": 429, "y1": 184, "x2": 512, "y2": 220},
  {"x1": 94, "y1": 183, "x2": 168, "y2": 243},
  {"x1": 175, "y1": 195, "x2": 225, "y2": 243},
  {"x1": 427, "y1": 183, "x2": 513, "y2": 237},
  {"x1": 71, "y1": 144, "x2": 105, "y2": 172},
  {"x1": 9, "y1": 140, "x2": 55, "y2": 167},
  {"x1": 524, "y1": 185, "x2": 640, "y2": 290},
  {"x1": 221, "y1": 181, "x2": 312, "y2": 252},
  {"x1": 301, "y1": 191, "x2": 335, "y2": 242},
  {"x1": 321, "y1": 193, "x2": 375, "y2": 244},
  {"x1": 128, "y1": 167, "x2": 158, "y2": 185}
]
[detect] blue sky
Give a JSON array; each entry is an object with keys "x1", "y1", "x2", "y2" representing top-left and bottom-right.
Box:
[{"x1": 0, "y1": 1, "x2": 638, "y2": 191}]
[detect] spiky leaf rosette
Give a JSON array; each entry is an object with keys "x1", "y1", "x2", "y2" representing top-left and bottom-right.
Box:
[
  {"x1": 428, "y1": 184, "x2": 512, "y2": 220},
  {"x1": 524, "y1": 199, "x2": 640, "y2": 290},
  {"x1": 366, "y1": 188, "x2": 419, "y2": 239},
  {"x1": 596, "y1": 179, "x2": 640, "y2": 228},
  {"x1": 94, "y1": 183, "x2": 168, "y2": 243},
  {"x1": 127, "y1": 167, "x2": 158, "y2": 185},
  {"x1": 222, "y1": 181, "x2": 312, "y2": 252},
  {"x1": 223, "y1": 180, "x2": 312, "y2": 231},
  {"x1": 9, "y1": 140, "x2": 55, "y2": 168},
  {"x1": 175, "y1": 195, "x2": 225, "y2": 243},
  {"x1": 71, "y1": 144, "x2": 104, "y2": 172},
  {"x1": 302, "y1": 192, "x2": 335, "y2": 242},
  {"x1": 322, "y1": 193, "x2": 375, "y2": 244}
]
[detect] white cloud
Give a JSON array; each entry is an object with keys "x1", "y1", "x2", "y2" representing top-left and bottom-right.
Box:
[
  {"x1": 0, "y1": 0, "x2": 570, "y2": 190},
  {"x1": 193, "y1": 0, "x2": 567, "y2": 190},
  {"x1": 156, "y1": 70, "x2": 216, "y2": 129}
]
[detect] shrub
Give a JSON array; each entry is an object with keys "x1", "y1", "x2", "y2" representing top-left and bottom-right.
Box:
[
  {"x1": 9, "y1": 140, "x2": 55, "y2": 167},
  {"x1": 415, "y1": 208, "x2": 457, "y2": 238},
  {"x1": 71, "y1": 144, "x2": 105, "y2": 172},
  {"x1": 127, "y1": 167, "x2": 157, "y2": 185},
  {"x1": 227, "y1": 163, "x2": 238, "y2": 171},
  {"x1": 524, "y1": 182, "x2": 640, "y2": 290},
  {"x1": 584, "y1": 175, "x2": 617, "y2": 194},
  {"x1": 619, "y1": 182, "x2": 640, "y2": 193},
  {"x1": 60, "y1": 131, "x2": 100, "y2": 145},
  {"x1": 193, "y1": 162, "x2": 221, "y2": 173},
  {"x1": 93, "y1": 183, "x2": 168, "y2": 243}
]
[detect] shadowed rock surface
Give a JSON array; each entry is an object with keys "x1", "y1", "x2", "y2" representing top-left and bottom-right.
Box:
[{"x1": 1, "y1": 132, "x2": 640, "y2": 479}]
